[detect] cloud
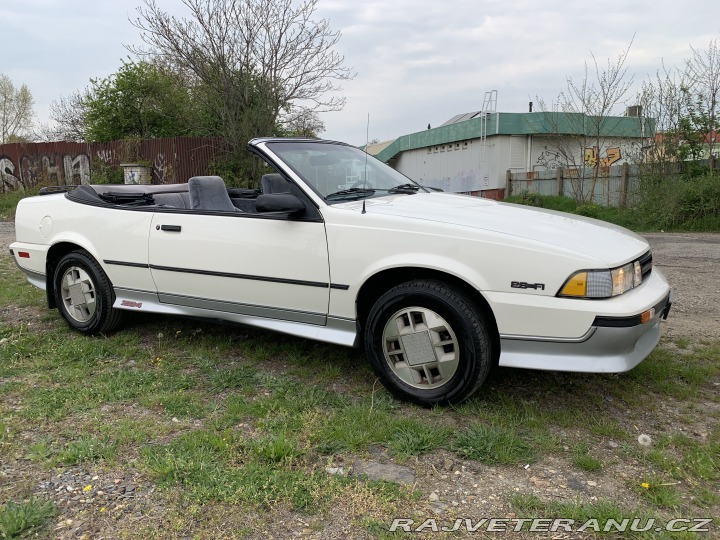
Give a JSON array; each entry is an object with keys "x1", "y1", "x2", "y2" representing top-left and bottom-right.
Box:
[{"x1": 2, "y1": 0, "x2": 718, "y2": 145}]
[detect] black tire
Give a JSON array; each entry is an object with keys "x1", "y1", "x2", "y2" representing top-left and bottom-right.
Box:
[
  {"x1": 53, "y1": 250, "x2": 123, "y2": 335},
  {"x1": 364, "y1": 280, "x2": 493, "y2": 406}
]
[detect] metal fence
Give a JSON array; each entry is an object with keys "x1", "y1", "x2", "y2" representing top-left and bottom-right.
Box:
[
  {"x1": 0, "y1": 137, "x2": 225, "y2": 192},
  {"x1": 507, "y1": 163, "x2": 637, "y2": 207},
  {"x1": 508, "y1": 158, "x2": 719, "y2": 207}
]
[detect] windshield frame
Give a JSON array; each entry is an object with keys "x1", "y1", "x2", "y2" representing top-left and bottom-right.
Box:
[{"x1": 264, "y1": 140, "x2": 427, "y2": 204}]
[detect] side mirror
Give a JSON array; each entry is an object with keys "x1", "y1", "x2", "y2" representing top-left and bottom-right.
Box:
[{"x1": 255, "y1": 193, "x2": 306, "y2": 214}]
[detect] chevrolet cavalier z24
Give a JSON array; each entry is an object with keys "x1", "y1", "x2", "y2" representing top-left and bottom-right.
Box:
[{"x1": 10, "y1": 138, "x2": 671, "y2": 405}]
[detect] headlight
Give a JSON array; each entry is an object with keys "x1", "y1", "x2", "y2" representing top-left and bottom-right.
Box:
[{"x1": 559, "y1": 261, "x2": 643, "y2": 298}]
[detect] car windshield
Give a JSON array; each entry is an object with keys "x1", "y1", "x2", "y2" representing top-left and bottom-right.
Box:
[{"x1": 265, "y1": 141, "x2": 425, "y2": 202}]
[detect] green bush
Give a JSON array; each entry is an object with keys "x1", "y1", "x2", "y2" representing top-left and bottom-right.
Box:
[
  {"x1": 505, "y1": 173, "x2": 720, "y2": 232},
  {"x1": 0, "y1": 187, "x2": 39, "y2": 221},
  {"x1": 574, "y1": 203, "x2": 604, "y2": 218},
  {"x1": 504, "y1": 193, "x2": 578, "y2": 213},
  {"x1": 637, "y1": 172, "x2": 720, "y2": 231},
  {"x1": 89, "y1": 158, "x2": 124, "y2": 184}
]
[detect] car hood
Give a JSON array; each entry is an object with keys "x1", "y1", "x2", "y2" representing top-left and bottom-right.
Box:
[{"x1": 332, "y1": 193, "x2": 649, "y2": 266}]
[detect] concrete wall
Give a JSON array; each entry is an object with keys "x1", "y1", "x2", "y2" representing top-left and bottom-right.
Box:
[{"x1": 390, "y1": 134, "x2": 644, "y2": 195}]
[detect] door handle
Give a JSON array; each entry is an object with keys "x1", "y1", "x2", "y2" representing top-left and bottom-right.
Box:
[{"x1": 158, "y1": 225, "x2": 182, "y2": 232}]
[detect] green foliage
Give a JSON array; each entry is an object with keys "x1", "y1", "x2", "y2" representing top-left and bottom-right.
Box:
[
  {"x1": 388, "y1": 424, "x2": 451, "y2": 462},
  {"x1": 637, "y1": 172, "x2": 720, "y2": 231},
  {"x1": 142, "y1": 429, "x2": 341, "y2": 511},
  {"x1": 506, "y1": 173, "x2": 720, "y2": 232},
  {"x1": 208, "y1": 151, "x2": 274, "y2": 189},
  {"x1": 84, "y1": 60, "x2": 204, "y2": 142},
  {"x1": 572, "y1": 443, "x2": 604, "y2": 472},
  {"x1": 0, "y1": 498, "x2": 55, "y2": 538},
  {"x1": 509, "y1": 494, "x2": 654, "y2": 534},
  {"x1": 0, "y1": 187, "x2": 38, "y2": 221},
  {"x1": 58, "y1": 435, "x2": 117, "y2": 465},
  {"x1": 506, "y1": 193, "x2": 578, "y2": 213},
  {"x1": 88, "y1": 158, "x2": 123, "y2": 184}
]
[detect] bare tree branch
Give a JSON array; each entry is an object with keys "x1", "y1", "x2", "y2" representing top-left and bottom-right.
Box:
[
  {"x1": 127, "y1": 0, "x2": 353, "y2": 156},
  {"x1": 537, "y1": 38, "x2": 636, "y2": 202}
]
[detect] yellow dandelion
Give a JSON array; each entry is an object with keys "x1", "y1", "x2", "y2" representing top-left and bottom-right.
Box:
[{"x1": 641, "y1": 482, "x2": 650, "y2": 489}]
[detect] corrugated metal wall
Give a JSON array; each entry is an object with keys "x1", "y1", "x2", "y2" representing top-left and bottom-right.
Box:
[{"x1": 0, "y1": 137, "x2": 225, "y2": 191}]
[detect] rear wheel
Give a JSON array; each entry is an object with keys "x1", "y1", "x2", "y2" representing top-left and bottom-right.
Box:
[
  {"x1": 54, "y1": 250, "x2": 123, "y2": 335},
  {"x1": 364, "y1": 280, "x2": 493, "y2": 406}
]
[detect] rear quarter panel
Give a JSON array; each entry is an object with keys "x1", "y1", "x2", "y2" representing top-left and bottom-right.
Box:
[{"x1": 14, "y1": 195, "x2": 155, "y2": 292}]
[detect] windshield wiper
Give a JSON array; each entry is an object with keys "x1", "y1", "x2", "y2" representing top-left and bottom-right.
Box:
[{"x1": 325, "y1": 187, "x2": 376, "y2": 200}]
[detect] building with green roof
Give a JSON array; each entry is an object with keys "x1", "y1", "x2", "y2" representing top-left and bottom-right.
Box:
[{"x1": 372, "y1": 110, "x2": 653, "y2": 198}]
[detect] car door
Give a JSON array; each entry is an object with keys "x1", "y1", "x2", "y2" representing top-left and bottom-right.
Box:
[{"x1": 148, "y1": 210, "x2": 330, "y2": 325}]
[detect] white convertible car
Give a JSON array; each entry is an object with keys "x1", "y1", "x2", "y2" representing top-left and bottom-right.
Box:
[{"x1": 10, "y1": 138, "x2": 671, "y2": 405}]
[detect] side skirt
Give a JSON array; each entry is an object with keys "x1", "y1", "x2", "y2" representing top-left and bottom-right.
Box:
[{"x1": 112, "y1": 287, "x2": 360, "y2": 347}]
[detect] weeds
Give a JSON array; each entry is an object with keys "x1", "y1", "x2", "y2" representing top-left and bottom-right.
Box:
[
  {"x1": 0, "y1": 498, "x2": 55, "y2": 539},
  {"x1": 452, "y1": 424, "x2": 537, "y2": 465},
  {"x1": 505, "y1": 169, "x2": 720, "y2": 232}
]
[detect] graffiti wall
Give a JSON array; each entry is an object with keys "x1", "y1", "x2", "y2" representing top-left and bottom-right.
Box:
[
  {"x1": 533, "y1": 139, "x2": 643, "y2": 172},
  {"x1": 0, "y1": 138, "x2": 223, "y2": 192}
]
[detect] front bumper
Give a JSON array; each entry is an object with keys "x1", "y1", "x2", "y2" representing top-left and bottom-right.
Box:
[{"x1": 496, "y1": 271, "x2": 671, "y2": 374}]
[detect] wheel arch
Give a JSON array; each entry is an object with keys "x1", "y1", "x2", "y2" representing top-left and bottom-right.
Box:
[
  {"x1": 356, "y1": 267, "x2": 500, "y2": 364},
  {"x1": 45, "y1": 241, "x2": 94, "y2": 309}
]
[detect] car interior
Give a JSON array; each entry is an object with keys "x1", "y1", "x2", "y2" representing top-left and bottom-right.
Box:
[{"x1": 60, "y1": 173, "x2": 305, "y2": 215}]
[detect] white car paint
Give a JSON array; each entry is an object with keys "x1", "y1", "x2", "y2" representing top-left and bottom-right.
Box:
[{"x1": 10, "y1": 138, "x2": 671, "y2": 388}]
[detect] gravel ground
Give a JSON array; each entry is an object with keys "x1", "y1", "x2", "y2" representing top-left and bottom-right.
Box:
[{"x1": 642, "y1": 232, "x2": 720, "y2": 341}]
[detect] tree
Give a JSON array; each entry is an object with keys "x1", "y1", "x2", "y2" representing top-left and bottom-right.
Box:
[
  {"x1": 537, "y1": 40, "x2": 636, "y2": 203},
  {"x1": 83, "y1": 60, "x2": 202, "y2": 142},
  {"x1": 0, "y1": 73, "x2": 34, "y2": 144},
  {"x1": 637, "y1": 62, "x2": 687, "y2": 166},
  {"x1": 282, "y1": 108, "x2": 325, "y2": 138},
  {"x1": 129, "y1": 0, "x2": 353, "y2": 179},
  {"x1": 47, "y1": 89, "x2": 92, "y2": 142},
  {"x1": 637, "y1": 33, "x2": 720, "y2": 170},
  {"x1": 684, "y1": 34, "x2": 720, "y2": 165}
]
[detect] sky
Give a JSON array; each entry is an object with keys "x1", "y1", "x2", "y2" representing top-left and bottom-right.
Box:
[{"x1": 2, "y1": 0, "x2": 719, "y2": 146}]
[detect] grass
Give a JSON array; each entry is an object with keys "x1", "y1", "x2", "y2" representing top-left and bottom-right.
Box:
[
  {"x1": 509, "y1": 494, "x2": 664, "y2": 536},
  {"x1": 0, "y1": 229, "x2": 719, "y2": 537},
  {"x1": 0, "y1": 498, "x2": 55, "y2": 539},
  {"x1": 571, "y1": 443, "x2": 604, "y2": 472},
  {"x1": 452, "y1": 424, "x2": 537, "y2": 465}
]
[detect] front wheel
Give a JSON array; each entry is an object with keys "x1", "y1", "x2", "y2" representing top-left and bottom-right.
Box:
[
  {"x1": 364, "y1": 280, "x2": 493, "y2": 406},
  {"x1": 54, "y1": 250, "x2": 123, "y2": 335}
]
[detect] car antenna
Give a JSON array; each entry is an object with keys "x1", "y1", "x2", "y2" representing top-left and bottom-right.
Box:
[{"x1": 362, "y1": 113, "x2": 369, "y2": 214}]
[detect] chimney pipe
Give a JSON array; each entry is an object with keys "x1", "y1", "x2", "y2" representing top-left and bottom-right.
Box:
[{"x1": 529, "y1": 101, "x2": 533, "y2": 112}]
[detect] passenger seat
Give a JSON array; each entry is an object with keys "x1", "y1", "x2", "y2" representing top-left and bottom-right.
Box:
[{"x1": 188, "y1": 176, "x2": 241, "y2": 212}]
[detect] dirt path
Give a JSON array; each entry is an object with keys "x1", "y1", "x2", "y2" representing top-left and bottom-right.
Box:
[{"x1": 3, "y1": 222, "x2": 718, "y2": 340}]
